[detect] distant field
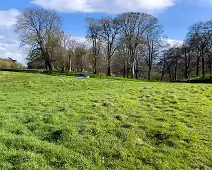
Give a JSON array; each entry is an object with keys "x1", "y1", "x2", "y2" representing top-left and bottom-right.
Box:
[{"x1": 0, "y1": 71, "x2": 211, "y2": 169}]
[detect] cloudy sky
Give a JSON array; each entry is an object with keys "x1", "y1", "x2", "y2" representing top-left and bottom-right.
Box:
[{"x1": 0, "y1": 0, "x2": 212, "y2": 64}]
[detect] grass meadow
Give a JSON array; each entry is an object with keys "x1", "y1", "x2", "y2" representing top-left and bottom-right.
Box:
[{"x1": 0, "y1": 71, "x2": 211, "y2": 169}]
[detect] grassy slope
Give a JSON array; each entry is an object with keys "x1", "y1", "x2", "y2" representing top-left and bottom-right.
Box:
[{"x1": 0, "y1": 71, "x2": 211, "y2": 170}]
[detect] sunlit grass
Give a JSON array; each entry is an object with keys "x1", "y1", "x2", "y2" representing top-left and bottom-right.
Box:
[{"x1": 0, "y1": 71, "x2": 211, "y2": 169}]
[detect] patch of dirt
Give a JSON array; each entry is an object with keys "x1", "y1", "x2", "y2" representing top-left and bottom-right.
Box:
[{"x1": 0, "y1": 76, "x2": 7, "y2": 78}]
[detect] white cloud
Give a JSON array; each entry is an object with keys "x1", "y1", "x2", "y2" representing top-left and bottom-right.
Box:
[
  {"x1": 0, "y1": 40, "x2": 27, "y2": 65},
  {"x1": 73, "y1": 36, "x2": 87, "y2": 43},
  {"x1": 32, "y1": 0, "x2": 176, "y2": 14},
  {"x1": 0, "y1": 9, "x2": 20, "y2": 27},
  {"x1": 0, "y1": 9, "x2": 27, "y2": 65},
  {"x1": 167, "y1": 39, "x2": 183, "y2": 47}
]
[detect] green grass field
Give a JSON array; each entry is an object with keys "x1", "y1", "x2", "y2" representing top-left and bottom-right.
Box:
[{"x1": 0, "y1": 71, "x2": 211, "y2": 169}]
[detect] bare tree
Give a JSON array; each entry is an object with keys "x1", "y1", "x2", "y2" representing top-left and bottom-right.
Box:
[
  {"x1": 97, "y1": 17, "x2": 121, "y2": 76},
  {"x1": 117, "y1": 38, "x2": 130, "y2": 77},
  {"x1": 67, "y1": 38, "x2": 77, "y2": 72},
  {"x1": 58, "y1": 32, "x2": 73, "y2": 71},
  {"x1": 159, "y1": 42, "x2": 181, "y2": 81},
  {"x1": 117, "y1": 12, "x2": 159, "y2": 78},
  {"x1": 15, "y1": 8, "x2": 63, "y2": 70},
  {"x1": 74, "y1": 43, "x2": 87, "y2": 72},
  {"x1": 86, "y1": 18, "x2": 101, "y2": 74},
  {"x1": 186, "y1": 21, "x2": 212, "y2": 77},
  {"x1": 181, "y1": 44, "x2": 192, "y2": 79},
  {"x1": 144, "y1": 25, "x2": 165, "y2": 80}
]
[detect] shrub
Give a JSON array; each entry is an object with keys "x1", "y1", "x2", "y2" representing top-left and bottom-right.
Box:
[{"x1": 185, "y1": 75, "x2": 212, "y2": 83}]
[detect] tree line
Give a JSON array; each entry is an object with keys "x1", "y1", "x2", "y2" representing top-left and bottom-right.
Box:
[{"x1": 15, "y1": 8, "x2": 212, "y2": 81}]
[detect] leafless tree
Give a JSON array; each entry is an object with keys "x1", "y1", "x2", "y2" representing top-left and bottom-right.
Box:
[
  {"x1": 97, "y1": 17, "x2": 121, "y2": 76},
  {"x1": 186, "y1": 21, "x2": 212, "y2": 77},
  {"x1": 15, "y1": 8, "x2": 63, "y2": 70},
  {"x1": 117, "y1": 12, "x2": 160, "y2": 78},
  {"x1": 144, "y1": 25, "x2": 165, "y2": 80},
  {"x1": 57, "y1": 32, "x2": 73, "y2": 71},
  {"x1": 86, "y1": 18, "x2": 101, "y2": 74}
]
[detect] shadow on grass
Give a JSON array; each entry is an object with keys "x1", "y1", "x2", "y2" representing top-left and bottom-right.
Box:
[
  {"x1": 174, "y1": 75, "x2": 212, "y2": 84},
  {"x1": 0, "y1": 68, "x2": 168, "y2": 82},
  {"x1": 0, "y1": 68, "x2": 102, "y2": 78},
  {"x1": 0, "y1": 68, "x2": 134, "y2": 81}
]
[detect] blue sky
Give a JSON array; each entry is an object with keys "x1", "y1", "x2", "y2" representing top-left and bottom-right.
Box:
[{"x1": 0, "y1": 0, "x2": 212, "y2": 64}]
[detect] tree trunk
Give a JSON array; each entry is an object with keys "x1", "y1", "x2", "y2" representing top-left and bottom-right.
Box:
[
  {"x1": 45, "y1": 60, "x2": 48, "y2": 70},
  {"x1": 68, "y1": 55, "x2": 72, "y2": 73},
  {"x1": 184, "y1": 48, "x2": 188, "y2": 79},
  {"x1": 135, "y1": 70, "x2": 139, "y2": 79},
  {"x1": 135, "y1": 59, "x2": 139, "y2": 79},
  {"x1": 174, "y1": 60, "x2": 178, "y2": 81},
  {"x1": 168, "y1": 69, "x2": 172, "y2": 82},
  {"x1": 94, "y1": 56, "x2": 97, "y2": 74},
  {"x1": 148, "y1": 40, "x2": 153, "y2": 81},
  {"x1": 123, "y1": 59, "x2": 126, "y2": 78},
  {"x1": 196, "y1": 56, "x2": 200, "y2": 76},
  {"x1": 148, "y1": 66, "x2": 151, "y2": 81},
  {"x1": 107, "y1": 65, "x2": 111, "y2": 76},
  {"x1": 44, "y1": 51, "x2": 53, "y2": 71},
  {"x1": 208, "y1": 55, "x2": 212, "y2": 82},
  {"x1": 131, "y1": 62, "x2": 135, "y2": 78},
  {"x1": 161, "y1": 56, "x2": 166, "y2": 81},
  {"x1": 107, "y1": 41, "x2": 112, "y2": 77},
  {"x1": 107, "y1": 55, "x2": 111, "y2": 76},
  {"x1": 161, "y1": 63, "x2": 165, "y2": 81},
  {"x1": 93, "y1": 39, "x2": 97, "y2": 74},
  {"x1": 161, "y1": 71, "x2": 165, "y2": 81},
  {"x1": 147, "y1": 55, "x2": 152, "y2": 80},
  {"x1": 46, "y1": 59, "x2": 53, "y2": 71},
  {"x1": 41, "y1": 47, "x2": 50, "y2": 70},
  {"x1": 81, "y1": 64, "x2": 83, "y2": 72},
  {"x1": 49, "y1": 62, "x2": 53, "y2": 70},
  {"x1": 126, "y1": 58, "x2": 130, "y2": 78},
  {"x1": 202, "y1": 55, "x2": 205, "y2": 78}
]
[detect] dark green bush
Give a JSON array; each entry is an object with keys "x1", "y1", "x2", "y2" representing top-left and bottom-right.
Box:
[{"x1": 184, "y1": 75, "x2": 212, "y2": 83}]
